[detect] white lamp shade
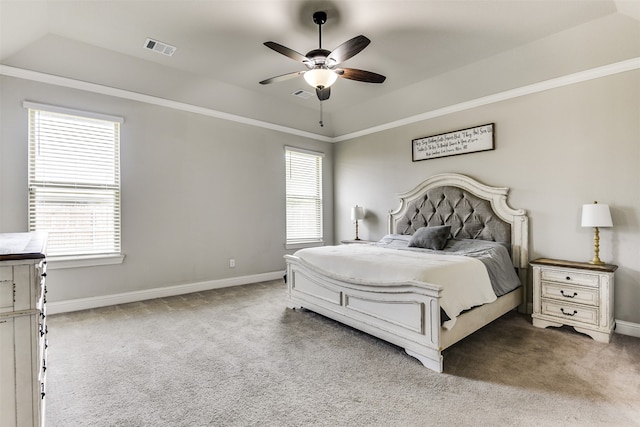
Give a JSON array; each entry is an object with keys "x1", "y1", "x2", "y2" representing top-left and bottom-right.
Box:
[
  {"x1": 581, "y1": 203, "x2": 613, "y2": 227},
  {"x1": 304, "y1": 68, "x2": 338, "y2": 89},
  {"x1": 351, "y1": 205, "x2": 365, "y2": 221}
]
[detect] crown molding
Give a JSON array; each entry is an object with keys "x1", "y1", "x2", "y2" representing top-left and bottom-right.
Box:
[
  {"x1": 2, "y1": 57, "x2": 639, "y2": 143},
  {"x1": 332, "y1": 57, "x2": 640, "y2": 142},
  {"x1": 0, "y1": 65, "x2": 333, "y2": 143}
]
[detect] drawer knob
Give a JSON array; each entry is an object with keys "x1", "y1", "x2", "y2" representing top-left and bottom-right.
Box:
[
  {"x1": 566, "y1": 276, "x2": 571, "y2": 280},
  {"x1": 561, "y1": 308, "x2": 578, "y2": 317},
  {"x1": 560, "y1": 290, "x2": 578, "y2": 298}
]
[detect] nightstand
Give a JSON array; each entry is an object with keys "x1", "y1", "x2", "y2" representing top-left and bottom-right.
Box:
[
  {"x1": 530, "y1": 258, "x2": 617, "y2": 343},
  {"x1": 340, "y1": 239, "x2": 375, "y2": 244}
]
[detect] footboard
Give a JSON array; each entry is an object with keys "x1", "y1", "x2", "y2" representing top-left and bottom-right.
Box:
[{"x1": 285, "y1": 254, "x2": 446, "y2": 372}]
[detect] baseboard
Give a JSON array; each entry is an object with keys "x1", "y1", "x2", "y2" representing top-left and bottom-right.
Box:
[
  {"x1": 615, "y1": 319, "x2": 640, "y2": 339},
  {"x1": 47, "y1": 271, "x2": 285, "y2": 315}
]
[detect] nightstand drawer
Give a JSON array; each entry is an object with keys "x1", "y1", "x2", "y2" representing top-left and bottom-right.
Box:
[
  {"x1": 541, "y1": 300, "x2": 599, "y2": 326},
  {"x1": 541, "y1": 282, "x2": 599, "y2": 306},
  {"x1": 541, "y1": 269, "x2": 599, "y2": 287}
]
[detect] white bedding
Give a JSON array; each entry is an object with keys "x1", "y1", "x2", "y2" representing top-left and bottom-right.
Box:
[{"x1": 294, "y1": 244, "x2": 497, "y2": 330}]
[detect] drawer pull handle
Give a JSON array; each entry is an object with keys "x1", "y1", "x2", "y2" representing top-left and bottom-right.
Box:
[
  {"x1": 561, "y1": 308, "x2": 578, "y2": 317},
  {"x1": 560, "y1": 290, "x2": 578, "y2": 298}
]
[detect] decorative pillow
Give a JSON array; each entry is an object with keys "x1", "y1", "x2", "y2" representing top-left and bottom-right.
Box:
[{"x1": 408, "y1": 225, "x2": 451, "y2": 250}]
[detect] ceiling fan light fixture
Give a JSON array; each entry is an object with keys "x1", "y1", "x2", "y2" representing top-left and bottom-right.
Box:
[{"x1": 304, "y1": 68, "x2": 338, "y2": 89}]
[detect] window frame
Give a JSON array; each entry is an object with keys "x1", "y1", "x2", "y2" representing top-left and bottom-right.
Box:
[
  {"x1": 24, "y1": 101, "x2": 125, "y2": 269},
  {"x1": 284, "y1": 146, "x2": 325, "y2": 250}
]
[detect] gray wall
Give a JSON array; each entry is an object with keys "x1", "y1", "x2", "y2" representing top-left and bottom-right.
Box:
[
  {"x1": 333, "y1": 69, "x2": 640, "y2": 324},
  {"x1": 0, "y1": 76, "x2": 333, "y2": 302},
  {"x1": 1, "y1": 69, "x2": 638, "y2": 327}
]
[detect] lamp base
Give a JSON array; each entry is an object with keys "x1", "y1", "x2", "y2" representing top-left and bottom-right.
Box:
[{"x1": 589, "y1": 227, "x2": 605, "y2": 266}]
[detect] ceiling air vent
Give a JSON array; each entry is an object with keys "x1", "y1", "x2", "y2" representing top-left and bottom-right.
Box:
[
  {"x1": 291, "y1": 89, "x2": 314, "y2": 99},
  {"x1": 144, "y1": 38, "x2": 176, "y2": 56}
]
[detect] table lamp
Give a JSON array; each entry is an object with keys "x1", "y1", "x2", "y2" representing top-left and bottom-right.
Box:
[
  {"x1": 351, "y1": 205, "x2": 365, "y2": 240},
  {"x1": 581, "y1": 201, "x2": 613, "y2": 265}
]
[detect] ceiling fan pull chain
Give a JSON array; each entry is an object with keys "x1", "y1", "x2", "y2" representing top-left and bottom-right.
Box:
[{"x1": 319, "y1": 102, "x2": 324, "y2": 127}]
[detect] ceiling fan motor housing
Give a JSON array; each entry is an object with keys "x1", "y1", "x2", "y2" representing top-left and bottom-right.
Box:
[{"x1": 305, "y1": 49, "x2": 331, "y2": 68}]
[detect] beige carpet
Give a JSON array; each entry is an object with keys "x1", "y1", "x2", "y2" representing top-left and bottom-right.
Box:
[{"x1": 46, "y1": 280, "x2": 640, "y2": 426}]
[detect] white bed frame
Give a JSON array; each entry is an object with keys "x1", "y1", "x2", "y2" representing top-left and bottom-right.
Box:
[{"x1": 284, "y1": 173, "x2": 529, "y2": 372}]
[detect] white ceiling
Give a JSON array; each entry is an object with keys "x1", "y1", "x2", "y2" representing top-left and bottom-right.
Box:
[{"x1": 1, "y1": 1, "x2": 639, "y2": 137}]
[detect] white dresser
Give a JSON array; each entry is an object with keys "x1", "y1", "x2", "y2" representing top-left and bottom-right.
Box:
[
  {"x1": 531, "y1": 258, "x2": 616, "y2": 343},
  {"x1": 0, "y1": 232, "x2": 48, "y2": 427}
]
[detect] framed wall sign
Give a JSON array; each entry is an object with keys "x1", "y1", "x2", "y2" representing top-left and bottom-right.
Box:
[{"x1": 412, "y1": 123, "x2": 494, "y2": 162}]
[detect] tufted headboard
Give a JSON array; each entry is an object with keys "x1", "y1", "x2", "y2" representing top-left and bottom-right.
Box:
[{"x1": 388, "y1": 173, "x2": 529, "y2": 269}]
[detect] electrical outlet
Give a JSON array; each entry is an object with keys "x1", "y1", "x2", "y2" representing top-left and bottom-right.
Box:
[{"x1": 229, "y1": 258, "x2": 235, "y2": 268}]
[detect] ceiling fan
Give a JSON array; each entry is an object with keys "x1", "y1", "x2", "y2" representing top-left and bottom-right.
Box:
[{"x1": 259, "y1": 11, "x2": 386, "y2": 102}]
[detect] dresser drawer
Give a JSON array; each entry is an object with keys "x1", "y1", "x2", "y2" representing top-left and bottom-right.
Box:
[
  {"x1": 0, "y1": 281, "x2": 14, "y2": 313},
  {"x1": 541, "y1": 282, "x2": 599, "y2": 306},
  {"x1": 36, "y1": 260, "x2": 46, "y2": 297},
  {"x1": 541, "y1": 300, "x2": 599, "y2": 326},
  {"x1": 0, "y1": 265, "x2": 12, "y2": 282},
  {"x1": 39, "y1": 342, "x2": 48, "y2": 384},
  {"x1": 541, "y1": 268, "x2": 599, "y2": 287}
]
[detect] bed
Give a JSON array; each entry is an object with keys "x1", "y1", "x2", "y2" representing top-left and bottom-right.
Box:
[{"x1": 284, "y1": 173, "x2": 529, "y2": 372}]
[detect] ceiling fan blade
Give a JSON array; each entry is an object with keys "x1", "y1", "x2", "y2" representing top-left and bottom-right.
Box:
[
  {"x1": 259, "y1": 71, "x2": 305, "y2": 85},
  {"x1": 326, "y1": 35, "x2": 370, "y2": 66},
  {"x1": 337, "y1": 68, "x2": 386, "y2": 83},
  {"x1": 316, "y1": 87, "x2": 331, "y2": 101},
  {"x1": 263, "y1": 42, "x2": 309, "y2": 63}
]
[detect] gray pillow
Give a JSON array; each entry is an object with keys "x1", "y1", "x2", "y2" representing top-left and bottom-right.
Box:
[{"x1": 408, "y1": 225, "x2": 451, "y2": 250}]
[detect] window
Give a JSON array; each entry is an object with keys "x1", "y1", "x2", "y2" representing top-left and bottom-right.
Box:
[
  {"x1": 25, "y1": 102, "x2": 122, "y2": 259},
  {"x1": 285, "y1": 147, "x2": 324, "y2": 247}
]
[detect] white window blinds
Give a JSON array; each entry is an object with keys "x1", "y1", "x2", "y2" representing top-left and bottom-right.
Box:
[
  {"x1": 285, "y1": 147, "x2": 324, "y2": 245},
  {"x1": 26, "y1": 102, "x2": 123, "y2": 257}
]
